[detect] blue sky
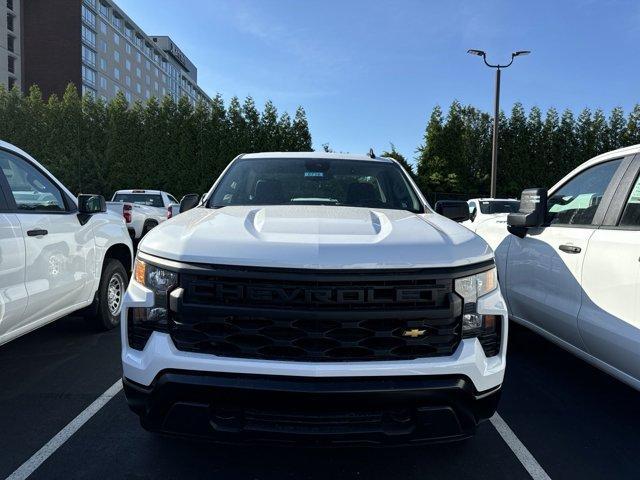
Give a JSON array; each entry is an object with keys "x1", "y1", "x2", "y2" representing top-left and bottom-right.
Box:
[{"x1": 118, "y1": 0, "x2": 640, "y2": 163}]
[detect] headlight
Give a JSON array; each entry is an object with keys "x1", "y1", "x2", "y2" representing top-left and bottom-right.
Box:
[
  {"x1": 133, "y1": 258, "x2": 178, "y2": 293},
  {"x1": 454, "y1": 268, "x2": 497, "y2": 305},
  {"x1": 455, "y1": 267, "x2": 501, "y2": 346},
  {"x1": 128, "y1": 258, "x2": 178, "y2": 350}
]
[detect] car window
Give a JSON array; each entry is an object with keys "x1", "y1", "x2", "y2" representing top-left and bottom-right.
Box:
[
  {"x1": 479, "y1": 200, "x2": 520, "y2": 214},
  {"x1": 547, "y1": 159, "x2": 622, "y2": 226},
  {"x1": 113, "y1": 193, "x2": 164, "y2": 207},
  {"x1": 168, "y1": 195, "x2": 178, "y2": 204},
  {"x1": 209, "y1": 158, "x2": 424, "y2": 213},
  {"x1": 0, "y1": 150, "x2": 67, "y2": 212},
  {"x1": 619, "y1": 173, "x2": 640, "y2": 227},
  {"x1": 468, "y1": 201, "x2": 476, "y2": 218}
]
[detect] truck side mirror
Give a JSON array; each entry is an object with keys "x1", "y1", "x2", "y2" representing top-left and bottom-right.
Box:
[
  {"x1": 434, "y1": 200, "x2": 471, "y2": 223},
  {"x1": 78, "y1": 194, "x2": 106, "y2": 214},
  {"x1": 180, "y1": 193, "x2": 200, "y2": 213},
  {"x1": 507, "y1": 188, "x2": 547, "y2": 238}
]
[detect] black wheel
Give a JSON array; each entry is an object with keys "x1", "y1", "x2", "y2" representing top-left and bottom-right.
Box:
[
  {"x1": 90, "y1": 258, "x2": 128, "y2": 331},
  {"x1": 142, "y1": 221, "x2": 157, "y2": 236}
]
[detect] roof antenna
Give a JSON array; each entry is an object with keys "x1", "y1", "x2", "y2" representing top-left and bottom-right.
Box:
[{"x1": 368, "y1": 148, "x2": 376, "y2": 159}]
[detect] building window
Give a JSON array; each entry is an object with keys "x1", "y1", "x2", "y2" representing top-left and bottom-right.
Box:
[
  {"x1": 136, "y1": 51, "x2": 141, "y2": 62},
  {"x1": 82, "y1": 5, "x2": 96, "y2": 27},
  {"x1": 100, "y1": 76, "x2": 107, "y2": 89},
  {"x1": 82, "y1": 65, "x2": 97, "y2": 86},
  {"x1": 114, "y1": 67, "x2": 120, "y2": 80},
  {"x1": 125, "y1": 25, "x2": 133, "y2": 39},
  {"x1": 83, "y1": 0, "x2": 97, "y2": 9},
  {"x1": 100, "y1": 20, "x2": 107, "y2": 34},
  {"x1": 7, "y1": 0, "x2": 14, "y2": 11},
  {"x1": 82, "y1": 84, "x2": 97, "y2": 98},
  {"x1": 99, "y1": 2, "x2": 109, "y2": 18},
  {"x1": 7, "y1": 13, "x2": 15, "y2": 32},
  {"x1": 82, "y1": 45, "x2": 97, "y2": 67},
  {"x1": 125, "y1": 91, "x2": 132, "y2": 102},
  {"x1": 125, "y1": 76, "x2": 131, "y2": 87},
  {"x1": 100, "y1": 58, "x2": 107, "y2": 70},
  {"x1": 125, "y1": 42, "x2": 132, "y2": 54},
  {"x1": 145, "y1": 74, "x2": 150, "y2": 85},
  {"x1": 145, "y1": 90, "x2": 150, "y2": 99},
  {"x1": 8, "y1": 76, "x2": 16, "y2": 90},
  {"x1": 8, "y1": 55, "x2": 15, "y2": 74},
  {"x1": 145, "y1": 60, "x2": 150, "y2": 70},
  {"x1": 154, "y1": 81, "x2": 159, "y2": 91},
  {"x1": 114, "y1": 84, "x2": 120, "y2": 95},
  {"x1": 125, "y1": 59, "x2": 131, "y2": 71},
  {"x1": 135, "y1": 83, "x2": 141, "y2": 94},
  {"x1": 82, "y1": 25, "x2": 96, "y2": 47},
  {"x1": 114, "y1": 50, "x2": 120, "y2": 63},
  {"x1": 113, "y1": 14, "x2": 123, "y2": 30},
  {"x1": 113, "y1": 32, "x2": 120, "y2": 45},
  {"x1": 100, "y1": 40, "x2": 107, "y2": 53},
  {"x1": 7, "y1": 34, "x2": 14, "y2": 53},
  {"x1": 135, "y1": 67, "x2": 141, "y2": 78}
]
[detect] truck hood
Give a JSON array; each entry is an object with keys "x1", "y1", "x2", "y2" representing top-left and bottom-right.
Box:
[{"x1": 139, "y1": 205, "x2": 493, "y2": 269}]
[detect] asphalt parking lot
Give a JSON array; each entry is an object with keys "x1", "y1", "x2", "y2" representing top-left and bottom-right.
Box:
[{"x1": 1, "y1": 319, "x2": 638, "y2": 480}]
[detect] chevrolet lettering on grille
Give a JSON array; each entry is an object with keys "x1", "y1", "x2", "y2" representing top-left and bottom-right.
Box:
[{"x1": 212, "y1": 284, "x2": 433, "y2": 305}]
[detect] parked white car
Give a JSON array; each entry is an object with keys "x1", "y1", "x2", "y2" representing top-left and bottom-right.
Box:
[
  {"x1": 122, "y1": 152, "x2": 508, "y2": 445},
  {"x1": 0, "y1": 140, "x2": 134, "y2": 345},
  {"x1": 462, "y1": 198, "x2": 519, "y2": 232},
  {"x1": 478, "y1": 144, "x2": 640, "y2": 391},
  {"x1": 107, "y1": 189, "x2": 180, "y2": 240}
]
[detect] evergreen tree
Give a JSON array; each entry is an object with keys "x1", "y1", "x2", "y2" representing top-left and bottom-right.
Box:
[
  {"x1": 292, "y1": 106, "x2": 312, "y2": 151},
  {"x1": 381, "y1": 143, "x2": 414, "y2": 175}
]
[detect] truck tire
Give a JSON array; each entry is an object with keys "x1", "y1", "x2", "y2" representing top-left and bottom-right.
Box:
[
  {"x1": 90, "y1": 258, "x2": 128, "y2": 331},
  {"x1": 142, "y1": 221, "x2": 157, "y2": 237}
]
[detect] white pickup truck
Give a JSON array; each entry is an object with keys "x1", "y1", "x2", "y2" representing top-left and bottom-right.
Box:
[
  {"x1": 121, "y1": 152, "x2": 508, "y2": 445},
  {"x1": 476, "y1": 144, "x2": 640, "y2": 391},
  {"x1": 462, "y1": 198, "x2": 520, "y2": 232},
  {"x1": 107, "y1": 190, "x2": 180, "y2": 240},
  {"x1": 0, "y1": 140, "x2": 134, "y2": 345}
]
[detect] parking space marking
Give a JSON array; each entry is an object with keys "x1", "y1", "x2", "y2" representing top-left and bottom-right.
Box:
[
  {"x1": 6, "y1": 379, "x2": 123, "y2": 480},
  {"x1": 490, "y1": 413, "x2": 551, "y2": 480}
]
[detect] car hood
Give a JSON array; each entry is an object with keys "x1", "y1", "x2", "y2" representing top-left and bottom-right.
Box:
[{"x1": 139, "y1": 205, "x2": 493, "y2": 269}]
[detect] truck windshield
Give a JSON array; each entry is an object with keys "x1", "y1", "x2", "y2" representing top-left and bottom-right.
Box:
[
  {"x1": 208, "y1": 158, "x2": 424, "y2": 213},
  {"x1": 479, "y1": 200, "x2": 520, "y2": 214},
  {"x1": 113, "y1": 193, "x2": 164, "y2": 207}
]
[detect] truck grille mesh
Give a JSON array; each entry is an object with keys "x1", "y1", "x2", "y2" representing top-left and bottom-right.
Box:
[{"x1": 169, "y1": 267, "x2": 463, "y2": 362}]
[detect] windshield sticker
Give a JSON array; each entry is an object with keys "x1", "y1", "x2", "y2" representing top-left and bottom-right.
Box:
[{"x1": 304, "y1": 171, "x2": 324, "y2": 178}]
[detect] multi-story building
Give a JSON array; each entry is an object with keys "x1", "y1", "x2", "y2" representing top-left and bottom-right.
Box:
[
  {"x1": 20, "y1": 0, "x2": 209, "y2": 105},
  {"x1": 1, "y1": 0, "x2": 21, "y2": 91}
]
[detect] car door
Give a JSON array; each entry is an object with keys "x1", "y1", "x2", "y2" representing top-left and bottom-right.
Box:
[
  {"x1": 0, "y1": 148, "x2": 95, "y2": 334},
  {"x1": 579, "y1": 155, "x2": 640, "y2": 380},
  {"x1": 0, "y1": 180, "x2": 28, "y2": 344},
  {"x1": 506, "y1": 157, "x2": 626, "y2": 348}
]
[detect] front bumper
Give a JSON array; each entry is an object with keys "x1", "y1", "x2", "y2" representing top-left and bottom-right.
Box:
[{"x1": 124, "y1": 371, "x2": 501, "y2": 445}]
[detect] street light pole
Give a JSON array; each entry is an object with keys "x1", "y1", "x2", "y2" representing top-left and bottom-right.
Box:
[
  {"x1": 467, "y1": 49, "x2": 530, "y2": 198},
  {"x1": 491, "y1": 68, "x2": 500, "y2": 199}
]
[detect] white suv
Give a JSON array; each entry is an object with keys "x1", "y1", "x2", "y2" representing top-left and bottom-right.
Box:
[
  {"x1": 0, "y1": 141, "x2": 134, "y2": 345},
  {"x1": 121, "y1": 152, "x2": 508, "y2": 445},
  {"x1": 477, "y1": 144, "x2": 640, "y2": 391}
]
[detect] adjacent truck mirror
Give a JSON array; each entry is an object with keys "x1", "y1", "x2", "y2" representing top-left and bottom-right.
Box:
[
  {"x1": 77, "y1": 194, "x2": 106, "y2": 214},
  {"x1": 434, "y1": 200, "x2": 471, "y2": 223},
  {"x1": 180, "y1": 193, "x2": 200, "y2": 213},
  {"x1": 507, "y1": 188, "x2": 547, "y2": 238}
]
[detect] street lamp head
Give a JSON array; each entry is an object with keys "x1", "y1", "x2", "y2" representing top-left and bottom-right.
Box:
[
  {"x1": 467, "y1": 49, "x2": 486, "y2": 57},
  {"x1": 512, "y1": 50, "x2": 531, "y2": 57}
]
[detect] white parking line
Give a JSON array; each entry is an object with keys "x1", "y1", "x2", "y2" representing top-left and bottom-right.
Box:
[
  {"x1": 490, "y1": 413, "x2": 552, "y2": 480},
  {"x1": 6, "y1": 379, "x2": 123, "y2": 480}
]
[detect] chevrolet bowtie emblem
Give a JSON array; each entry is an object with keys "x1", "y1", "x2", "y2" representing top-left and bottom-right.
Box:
[{"x1": 402, "y1": 329, "x2": 426, "y2": 338}]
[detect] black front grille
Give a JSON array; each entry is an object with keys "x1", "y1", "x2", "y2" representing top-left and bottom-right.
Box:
[{"x1": 169, "y1": 266, "x2": 463, "y2": 362}]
